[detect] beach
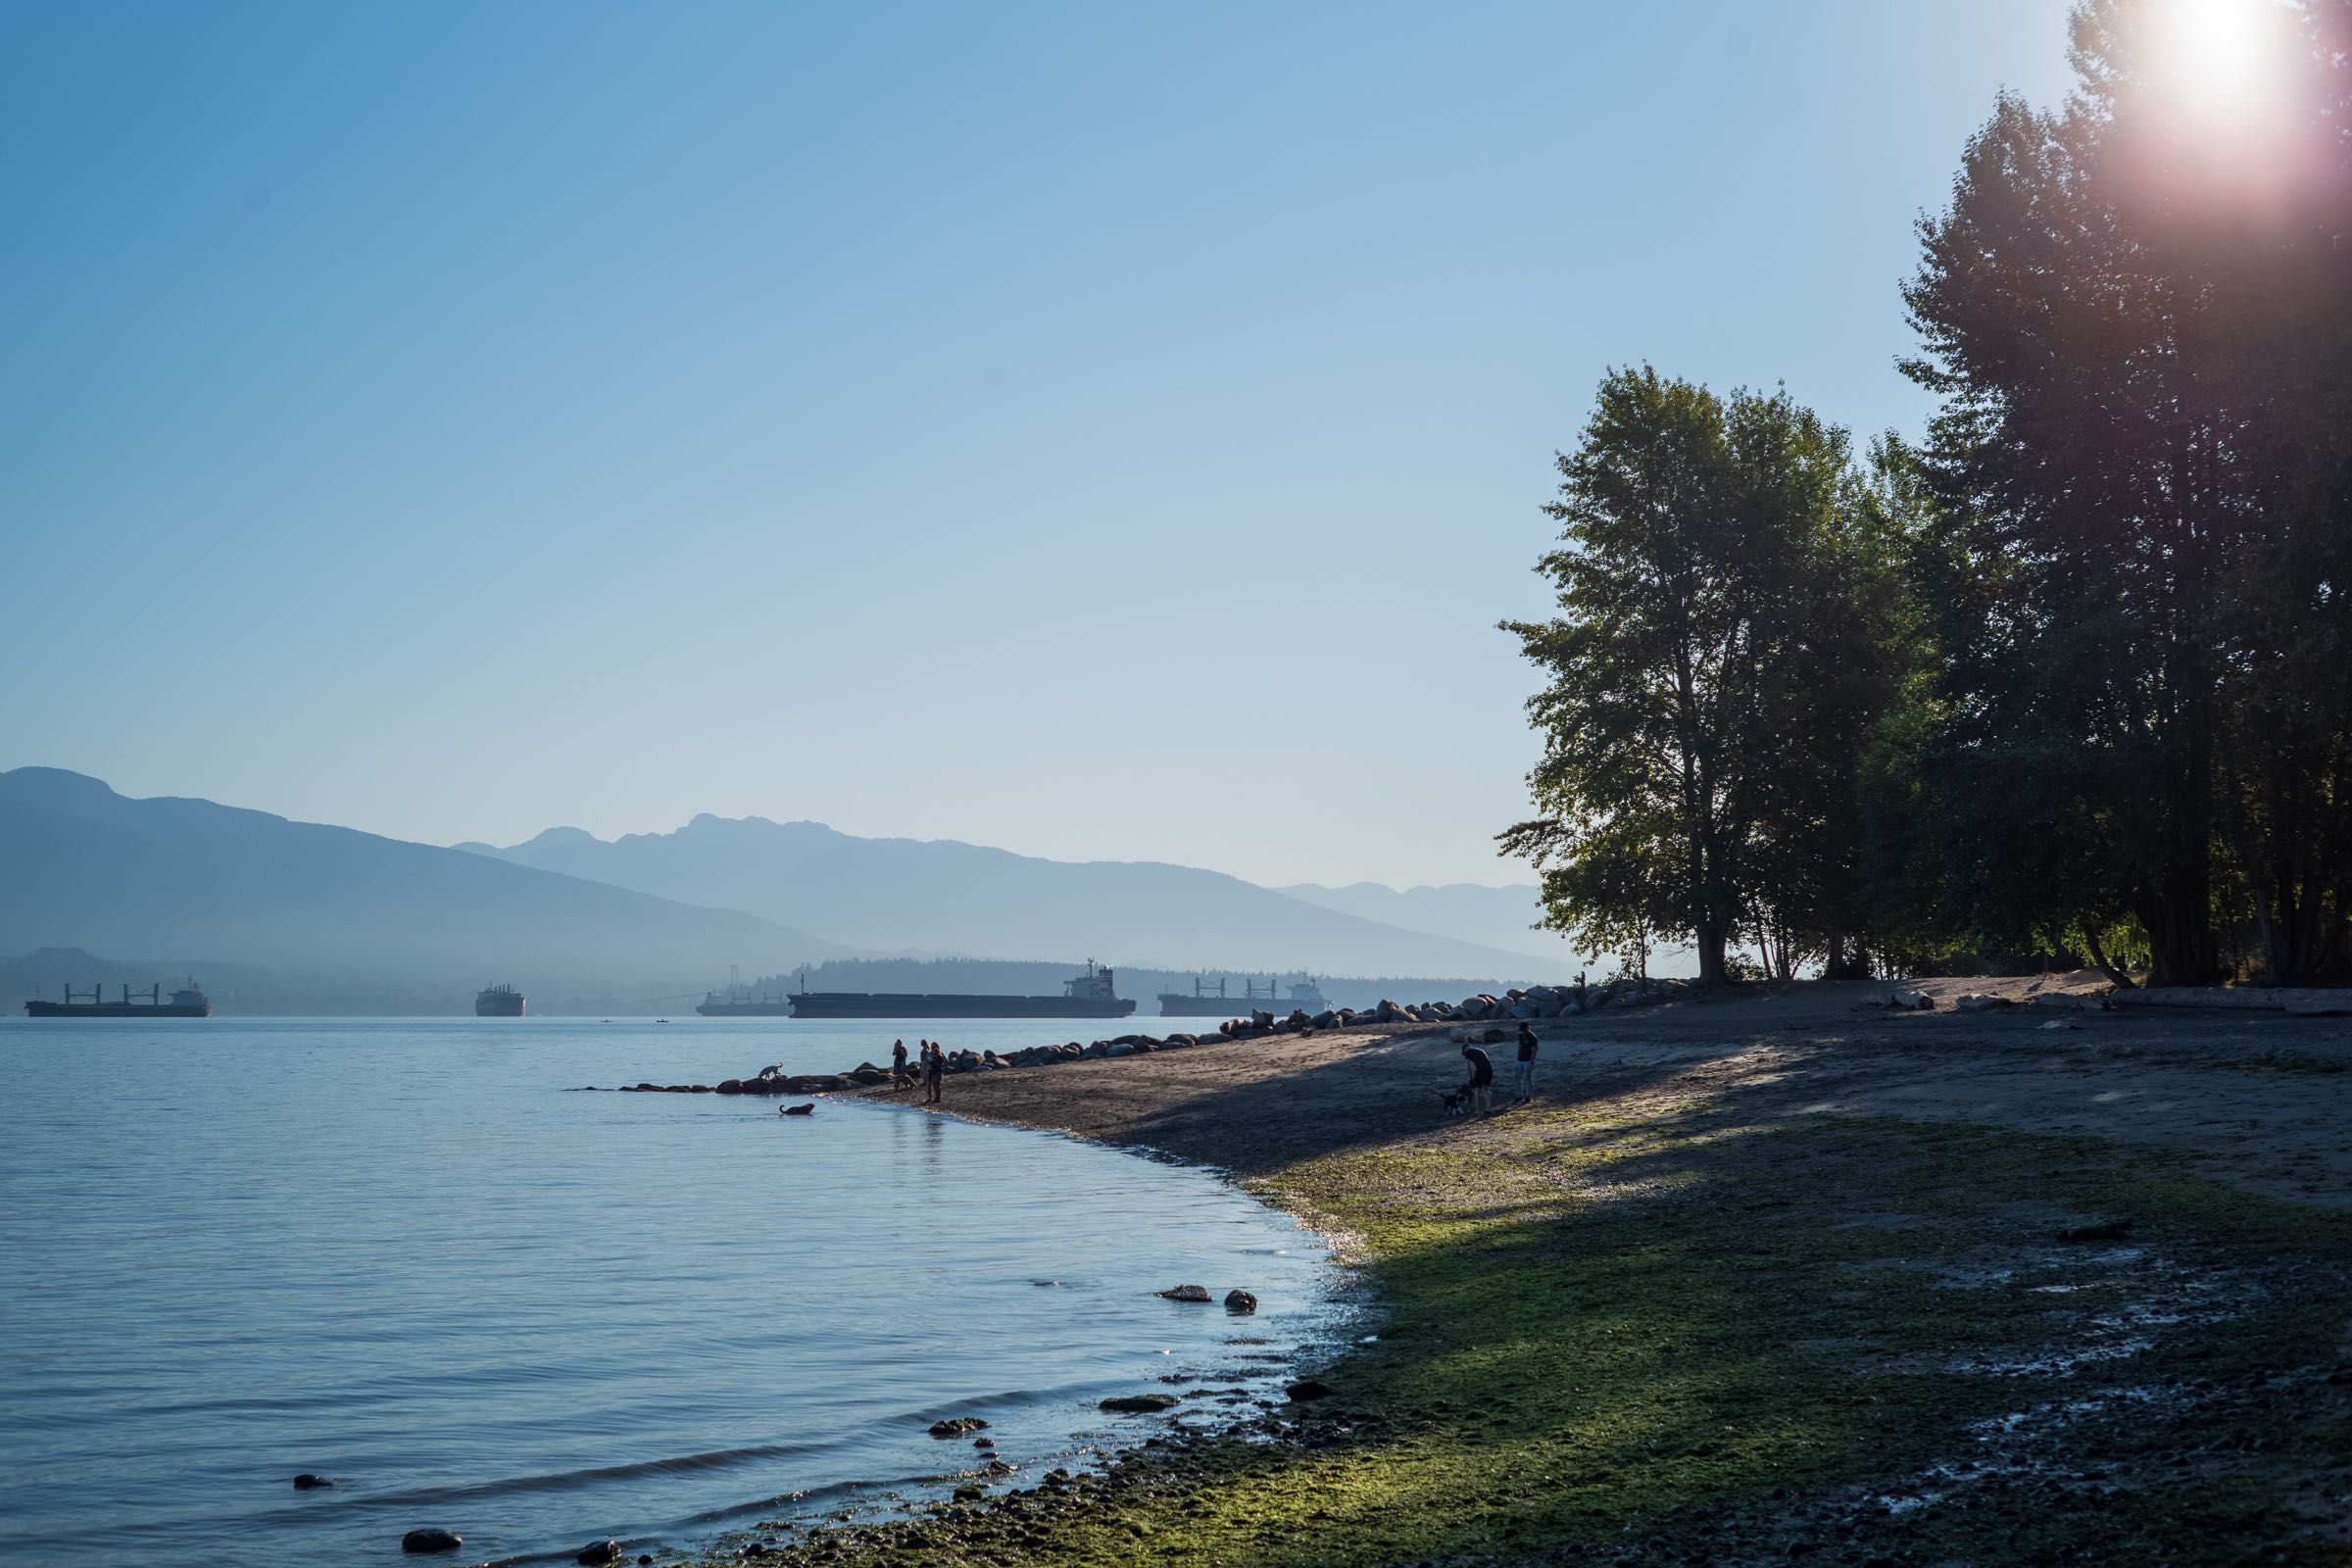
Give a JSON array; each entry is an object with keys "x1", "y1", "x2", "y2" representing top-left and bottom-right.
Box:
[{"x1": 692, "y1": 979, "x2": 2352, "y2": 1565}]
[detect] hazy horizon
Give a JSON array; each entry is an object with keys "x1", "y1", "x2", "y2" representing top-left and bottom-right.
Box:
[{"x1": 0, "y1": 2, "x2": 2076, "y2": 887}]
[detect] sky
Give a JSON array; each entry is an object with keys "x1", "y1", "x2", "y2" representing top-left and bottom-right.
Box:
[{"x1": 0, "y1": 1, "x2": 2080, "y2": 890}]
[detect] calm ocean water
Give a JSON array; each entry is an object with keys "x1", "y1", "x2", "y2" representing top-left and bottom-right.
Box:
[{"x1": 0, "y1": 1016, "x2": 1340, "y2": 1565}]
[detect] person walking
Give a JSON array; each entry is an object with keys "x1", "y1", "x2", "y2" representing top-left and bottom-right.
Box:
[
  {"x1": 891, "y1": 1038, "x2": 910, "y2": 1090},
  {"x1": 1513, "y1": 1021, "x2": 1539, "y2": 1103},
  {"x1": 1459, "y1": 1039, "x2": 1495, "y2": 1116}
]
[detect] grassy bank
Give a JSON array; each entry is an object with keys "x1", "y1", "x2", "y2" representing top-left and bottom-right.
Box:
[{"x1": 697, "y1": 1077, "x2": 2350, "y2": 1566}]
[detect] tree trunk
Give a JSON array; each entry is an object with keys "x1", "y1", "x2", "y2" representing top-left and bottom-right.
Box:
[{"x1": 1694, "y1": 920, "x2": 1729, "y2": 986}]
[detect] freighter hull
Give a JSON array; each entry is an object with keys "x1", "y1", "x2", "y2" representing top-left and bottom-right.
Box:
[
  {"x1": 787, "y1": 992, "x2": 1136, "y2": 1019},
  {"x1": 1156, "y1": 996, "x2": 1253, "y2": 1017},
  {"x1": 24, "y1": 1002, "x2": 211, "y2": 1018},
  {"x1": 694, "y1": 1001, "x2": 794, "y2": 1016}
]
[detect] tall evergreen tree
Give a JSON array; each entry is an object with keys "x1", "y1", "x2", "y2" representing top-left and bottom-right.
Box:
[{"x1": 1902, "y1": 0, "x2": 2352, "y2": 984}]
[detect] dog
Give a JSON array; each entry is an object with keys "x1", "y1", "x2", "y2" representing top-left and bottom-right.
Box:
[{"x1": 1437, "y1": 1086, "x2": 1470, "y2": 1117}]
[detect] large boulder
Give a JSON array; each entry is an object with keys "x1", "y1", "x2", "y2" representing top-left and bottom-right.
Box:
[
  {"x1": 1155, "y1": 1284, "x2": 1212, "y2": 1302},
  {"x1": 402, "y1": 1529, "x2": 464, "y2": 1554}
]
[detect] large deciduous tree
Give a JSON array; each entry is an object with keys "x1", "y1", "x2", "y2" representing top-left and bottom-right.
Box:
[{"x1": 1502, "y1": 369, "x2": 1892, "y2": 984}]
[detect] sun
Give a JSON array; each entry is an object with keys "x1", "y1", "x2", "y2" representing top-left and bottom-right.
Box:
[{"x1": 2142, "y1": 0, "x2": 2295, "y2": 125}]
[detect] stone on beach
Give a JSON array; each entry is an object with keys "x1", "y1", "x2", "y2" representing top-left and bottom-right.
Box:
[{"x1": 1099, "y1": 1392, "x2": 1182, "y2": 1413}]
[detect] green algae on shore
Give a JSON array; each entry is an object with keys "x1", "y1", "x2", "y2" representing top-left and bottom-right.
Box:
[{"x1": 693, "y1": 1090, "x2": 2352, "y2": 1567}]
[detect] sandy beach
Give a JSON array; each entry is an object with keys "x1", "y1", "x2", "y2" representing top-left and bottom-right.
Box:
[{"x1": 687, "y1": 979, "x2": 2351, "y2": 1566}]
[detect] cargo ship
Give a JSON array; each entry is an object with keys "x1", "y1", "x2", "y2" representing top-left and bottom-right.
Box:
[
  {"x1": 475, "y1": 984, "x2": 525, "y2": 1017},
  {"x1": 25, "y1": 980, "x2": 212, "y2": 1018},
  {"x1": 788, "y1": 961, "x2": 1136, "y2": 1019},
  {"x1": 695, "y1": 983, "x2": 793, "y2": 1017},
  {"x1": 1157, "y1": 974, "x2": 1328, "y2": 1017}
]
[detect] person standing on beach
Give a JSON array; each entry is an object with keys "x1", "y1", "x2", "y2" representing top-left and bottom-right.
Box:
[
  {"x1": 1513, "y1": 1022, "x2": 1539, "y2": 1103},
  {"x1": 1460, "y1": 1040, "x2": 1495, "y2": 1116},
  {"x1": 923, "y1": 1041, "x2": 945, "y2": 1105},
  {"x1": 891, "y1": 1038, "x2": 909, "y2": 1090}
]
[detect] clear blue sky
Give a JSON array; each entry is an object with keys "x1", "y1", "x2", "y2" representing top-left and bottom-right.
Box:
[{"x1": 0, "y1": 1, "x2": 2076, "y2": 889}]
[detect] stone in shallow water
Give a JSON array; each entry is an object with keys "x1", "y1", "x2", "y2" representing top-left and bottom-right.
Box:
[
  {"x1": 1224, "y1": 1289, "x2": 1258, "y2": 1313},
  {"x1": 1156, "y1": 1284, "x2": 1211, "y2": 1302},
  {"x1": 928, "y1": 1416, "x2": 989, "y2": 1437},
  {"x1": 291, "y1": 1473, "x2": 331, "y2": 1490},
  {"x1": 1099, "y1": 1393, "x2": 1181, "y2": 1413},
  {"x1": 577, "y1": 1539, "x2": 622, "y2": 1565},
  {"x1": 401, "y1": 1527, "x2": 463, "y2": 1553}
]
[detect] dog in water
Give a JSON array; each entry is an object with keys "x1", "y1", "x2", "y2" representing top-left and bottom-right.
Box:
[{"x1": 1437, "y1": 1086, "x2": 1470, "y2": 1117}]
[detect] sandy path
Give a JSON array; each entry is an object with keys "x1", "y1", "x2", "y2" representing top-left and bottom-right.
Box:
[{"x1": 863, "y1": 980, "x2": 2352, "y2": 1204}]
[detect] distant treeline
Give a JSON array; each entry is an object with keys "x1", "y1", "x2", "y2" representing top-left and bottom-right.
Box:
[
  {"x1": 766, "y1": 959, "x2": 1547, "y2": 1013},
  {"x1": 1505, "y1": 2, "x2": 2351, "y2": 989}
]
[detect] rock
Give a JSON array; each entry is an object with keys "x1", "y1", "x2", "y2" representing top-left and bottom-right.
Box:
[
  {"x1": 2055, "y1": 1218, "x2": 2133, "y2": 1244},
  {"x1": 953, "y1": 1483, "x2": 987, "y2": 1502},
  {"x1": 1156, "y1": 1284, "x2": 1212, "y2": 1302},
  {"x1": 1099, "y1": 1393, "x2": 1182, "y2": 1413},
  {"x1": 715, "y1": 1079, "x2": 745, "y2": 1095},
  {"x1": 292, "y1": 1473, "x2": 331, "y2": 1490},
  {"x1": 779, "y1": 1102, "x2": 814, "y2": 1116},
  {"x1": 401, "y1": 1528, "x2": 464, "y2": 1554},
  {"x1": 1223, "y1": 1289, "x2": 1258, "y2": 1313},
  {"x1": 1285, "y1": 1379, "x2": 1337, "y2": 1401},
  {"x1": 578, "y1": 1540, "x2": 623, "y2": 1565},
  {"x1": 973, "y1": 1436, "x2": 995, "y2": 1449},
  {"x1": 928, "y1": 1417, "x2": 989, "y2": 1437},
  {"x1": 1954, "y1": 993, "x2": 2009, "y2": 1013},
  {"x1": 1888, "y1": 989, "x2": 1935, "y2": 1010}
]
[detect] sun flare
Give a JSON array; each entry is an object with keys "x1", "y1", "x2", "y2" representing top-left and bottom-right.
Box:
[{"x1": 2144, "y1": 0, "x2": 2293, "y2": 125}]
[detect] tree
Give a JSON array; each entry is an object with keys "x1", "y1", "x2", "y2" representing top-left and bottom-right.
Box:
[
  {"x1": 1502, "y1": 369, "x2": 1889, "y2": 984},
  {"x1": 1902, "y1": 0, "x2": 2352, "y2": 985}
]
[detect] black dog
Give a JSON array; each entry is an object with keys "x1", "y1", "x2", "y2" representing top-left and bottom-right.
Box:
[{"x1": 1437, "y1": 1087, "x2": 1470, "y2": 1117}]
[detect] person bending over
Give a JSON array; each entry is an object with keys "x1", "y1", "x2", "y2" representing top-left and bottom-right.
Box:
[{"x1": 1460, "y1": 1041, "x2": 1495, "y2": 1116}]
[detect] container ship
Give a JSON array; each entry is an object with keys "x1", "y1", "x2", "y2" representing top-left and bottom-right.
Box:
[
  {"x1": 788, "y1": 962, "x2": 1136, "y2": 1019},
  {"x1": 475, "y1": 984, "x2": 525, "y2": 1017},
  {"x1": 25, "y1": 980, "x2": 212, "y2": 1018},
  {"x1": 1157, "y1": 974, "x2": 1328, "y2": 1017}
]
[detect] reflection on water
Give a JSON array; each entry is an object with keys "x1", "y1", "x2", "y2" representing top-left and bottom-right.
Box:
[{"x1": 0, "y1": 1017, "x2": 1336, "y2": 1565}]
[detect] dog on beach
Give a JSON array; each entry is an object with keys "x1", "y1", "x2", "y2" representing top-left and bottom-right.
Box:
[{"x1": 1437, "y1": 1087, "x2": 1470, "y2": 1117}]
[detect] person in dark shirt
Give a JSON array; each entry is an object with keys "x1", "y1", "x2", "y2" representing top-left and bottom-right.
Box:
[
  {"x1": 891, "y1": 1038, "x2": 910, "y2": 1090},
  {"x1": 1460, "y1": 1041, "x2": 1495, "y2": 1115},
  {"x1": 922, "y1": 1040, "x2": 945, "y2": 1105},
  {"x1": 1513, "y1": 1022, "x2": 1540, "y2": 1103}
]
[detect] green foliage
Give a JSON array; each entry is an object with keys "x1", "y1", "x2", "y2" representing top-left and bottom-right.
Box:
[
  {"x1": 1897, "y1": 0, "x2": 2352, "y2": 983},
  {"x1": 1502, "y1": 369, "x2": 1906, "y2": 981}
]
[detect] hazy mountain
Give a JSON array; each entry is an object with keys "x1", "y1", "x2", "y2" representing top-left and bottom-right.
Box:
[
  {"x1": 0, "y1": 768, "x2": 847, "y2": 1003},
  {"x1": 1278, "y1": 881, "x2": 1567, "y2": 962},
  {"x1": 466, "y1": 814, "x2": 1569, "y2": 979}
]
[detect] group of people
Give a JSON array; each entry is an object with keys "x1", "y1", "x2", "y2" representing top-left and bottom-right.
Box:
[
  {"x1": 1456, "y1": 1020, "x2": 1541, "y2": 1114},
  {"x1": 890, "y1": 1038, "x2": 948, "y2": 1104}
]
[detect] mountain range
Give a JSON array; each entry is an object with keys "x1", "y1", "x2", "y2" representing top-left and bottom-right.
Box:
[
  {"x1": 460, "y1": 814, "x2": 1568, "y2": 978},
  {"x1": 0, "y1": 766, "x2": 1580, "y2": 1009},
  {"x1": 0, "y1": 768, "x2": 846, "y2": 1000}
]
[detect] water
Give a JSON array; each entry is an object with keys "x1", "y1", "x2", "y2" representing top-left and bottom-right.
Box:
[{"x1": 0, "y1": 1017, "x2": 1338, "y2": 1565}]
